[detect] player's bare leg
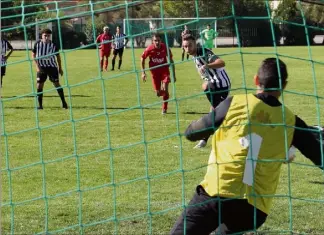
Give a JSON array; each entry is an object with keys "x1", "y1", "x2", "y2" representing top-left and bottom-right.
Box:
[
  {"x1": 104, "y1": 55, "x2": 109, "y2": 71},
  {"x1": 100, "y1": 56, "x2": 104, "y2": 72},
  {"x1": 53, "y1": 81, "x2": 68, "y2": 109},
  {"x1": 161, "y1": 82, "x2": 169, "y2": 114},
  {"x1": 37, "y1": 82, "x2": 45, "y2": 109},
  {"x1": 194, "y1": 81, "x2": 213, "y2": 148}
]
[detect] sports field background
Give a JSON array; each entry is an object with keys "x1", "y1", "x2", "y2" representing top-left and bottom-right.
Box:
[{"x1": 1, "y1": 47, "x2": 324, "y2": 234}]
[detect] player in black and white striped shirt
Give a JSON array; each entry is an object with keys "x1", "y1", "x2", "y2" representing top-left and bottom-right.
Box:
[
  {"x1": 111, "y1": 25, "x2": 128, "y2": 70},
  {"x1": 32, "y1": 28, "x2": 67, "y2": 109},
  {"x1": 182, "y1": 34, "x2": 231, "y2": 148},
  {"x1": 1, "y1": 38, "x2": 14, "y2": 87}
]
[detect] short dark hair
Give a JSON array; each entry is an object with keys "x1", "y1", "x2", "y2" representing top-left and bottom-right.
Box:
[
  {"x1": 116, "y1": 25, "x2": 121, "y2": 29},
  {"x1": 182, "y1": 34, "x2": 195, "y2": 41},
  {"x1": 257, "y1": 58, "x2": 288, "y2": 89},
  {"x1": 41, "y1": 28, "x2": 52, "y2": 35},
  {"x1": 152, "y1": 33, "x2": 161, "y2": 39}
]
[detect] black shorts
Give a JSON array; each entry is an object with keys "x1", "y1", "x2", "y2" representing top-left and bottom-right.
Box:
[
  {"x1": 1, "y1": 66, "x2": 6, "y2": 76},
  {"x1": 113, "y1": 48, "x2": 124, "y2": 57},
  {"x1": 205, "y1": 82, "x2": 229, "y2": 108},
  {"x1": 170, "y1": 186, "x2": 268, "y2": 235},
  {"x1": 37, "y1": 67, "x2": 59, "y2": 83}
]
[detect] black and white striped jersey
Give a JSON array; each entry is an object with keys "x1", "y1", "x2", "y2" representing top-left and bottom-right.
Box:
[
  {"x1": 193, "y1": 47, "x2": 231, "y2": 89},
  {"x1": 32, "y1": 40, "x2": 59, "y2": 68},
  {"x1": 1, "y1": 39, "x2": 13, "y2": 66},
  {"x1": 113, "y1": 33, "x2": 127, "y2": 49}
]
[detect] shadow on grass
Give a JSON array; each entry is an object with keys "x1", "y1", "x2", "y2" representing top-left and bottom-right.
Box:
[
  {"x1": 2, "y1": 94, "x2": 91, "y2": 98},
  {"x1": 184, "y1": 111, "x2": 209, "y2": 115},
  {"x1": 309, "y1": 181, "x2": 324, "y2": 185}
]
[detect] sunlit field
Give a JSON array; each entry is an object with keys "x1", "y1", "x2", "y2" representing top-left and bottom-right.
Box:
[{"x1": 1, "y1": 46, "x2": 324, "y2": 234}]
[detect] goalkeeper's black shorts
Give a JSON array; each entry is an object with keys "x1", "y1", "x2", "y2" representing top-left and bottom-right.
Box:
[{"x1": 170, "y1": 185, "x2": 267, "y2": 235}]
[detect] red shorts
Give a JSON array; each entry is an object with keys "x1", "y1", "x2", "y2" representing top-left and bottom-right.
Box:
[
  {"x1": 151, "y1": 71, "x2": 170, "y2": 91},
  {"x1": 100, "y1": 50, "x2": 111, "y2": 57}
]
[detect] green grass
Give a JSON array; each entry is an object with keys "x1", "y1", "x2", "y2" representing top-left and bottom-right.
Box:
[{"x1": 1, "y1": 46, "x2": 324, "y2": 235}]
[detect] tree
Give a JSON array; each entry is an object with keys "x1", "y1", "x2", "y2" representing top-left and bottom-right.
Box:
[
  {"x1": 274, "y1": 0, "x2": 322, "y2": 45},
  {"x1": 233, "y1": 0, "x2": 281, "y2": 46},
  {"x1": 1, "y1": 0, "x2": 46, "y2": 39},
  {"x1": 301, "y1": 1, "x2": 324, "y2": 24}
]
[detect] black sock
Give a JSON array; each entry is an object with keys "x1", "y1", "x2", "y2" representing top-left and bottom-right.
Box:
[
  {"x1": 37, "y1": 88, "x2": 43, "y2": 107},
  {"x1": 187, "y1": 54, "x2": 189, "y2": 60},
  {"x1": 204, "y1": 88, "x2": 213, "y2": 106},
  {"x1": 118, "y1": 60, "x2": 122, "y2": 69},
  {"x1": 181, "y1": 53, "x2": 184, "y2": 61},
  {"x1": 112, "y1": 59, "x2": 115, "y2": 69},
  {"x1": 57, "y1": 87, "x2": 66, "y2": 104}
]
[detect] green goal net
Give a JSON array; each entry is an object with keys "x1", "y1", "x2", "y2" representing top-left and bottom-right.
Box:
[{"x1": 1, "y1": 0, "x2": 324, "y2": 234}]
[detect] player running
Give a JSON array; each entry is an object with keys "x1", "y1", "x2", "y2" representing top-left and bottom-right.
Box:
[
  {"x1": 182, "y1": 34, "x2": 231, "y2": 148},
  {"x1": 141, "y1": 33, "x2": 176, "y2": 115}
]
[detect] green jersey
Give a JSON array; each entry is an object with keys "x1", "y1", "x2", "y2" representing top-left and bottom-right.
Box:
[{"x1": 201, "y1": 29, "x2": 218, "y2": 41}]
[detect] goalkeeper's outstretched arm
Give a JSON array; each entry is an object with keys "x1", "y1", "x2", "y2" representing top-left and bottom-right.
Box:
[
  {"x1": 292, "y1": 118, "x2": 324, "y2": 170},
  {"x1": 184, "y1": 96, "x2": 233, "y2": 141}
]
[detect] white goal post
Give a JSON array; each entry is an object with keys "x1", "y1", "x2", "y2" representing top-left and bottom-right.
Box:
[{"x1": 123, "y1": 17, "x2": 218, "y2": 48}]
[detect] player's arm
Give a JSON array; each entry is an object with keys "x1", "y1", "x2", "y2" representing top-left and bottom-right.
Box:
[
  {"x1": 5, "y1": 41, "x2": 13, "y2": 60},
  {"x1": 168, "y1": 49, "x2": 176, "y2": 82},
  {"x1": 140, "y1": 49, "x2": 149, "y2": 82},
  {"x1": 32, "y1": 43, "x2": 40, "y2": 72},
  {"x1": 200, "y1": 29, "x2": 207, "y2": 40},
  {"x1": 124, "y1": 35, "x2": 129, "y2": 47},
  {"x1": 291, "y1": 116, "x2": 324, "y2": 170},
  {"x1": 184, "y1": 97, "x2": 233, "y2": 141},
  {"x1": 54, "y1": 44, "x2": 63, "y2": 75},
  {"x1": 96, "y1": 34, "x2": 101, "y2": 44},
  {"x1": 214, "y1": 30, "x2": 219, "y2": 38},
  {"x1": 204, "y1": 51, "x2": 225, "y2": 69}
]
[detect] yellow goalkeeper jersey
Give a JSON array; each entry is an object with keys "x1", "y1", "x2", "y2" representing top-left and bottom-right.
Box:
[{"x1": 200, "y1": 93, "x2": 296, "y2": 214}]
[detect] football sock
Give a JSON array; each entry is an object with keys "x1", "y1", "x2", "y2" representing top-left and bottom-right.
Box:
[
  {"x1": 112, "y1": 58, "x2": 116, "y2": 69},
  {"x1": 181, "y1": 52, "x2": 184, "y2": 61},
  {"x1": 187, "y1": 54, "x2": 189, "y2": 60},
  {"x1": 204, "y1": 88, "x2": 213, "y2": 106},
  {"x1": 100, "y1": 58, "x2": 104, "y2": 70},
  {"x1": 118, "y1": 60, "x2": 122, "y2": 69},
  {"x1": 37, "y1": 88, "x2": 43, "y2": 108},
  {"x1": 57, "y1": 87, "x2": 66, "y2": 103},
  {"x1": 162, "y1": 91, "x2": 169, "y2": 110}
]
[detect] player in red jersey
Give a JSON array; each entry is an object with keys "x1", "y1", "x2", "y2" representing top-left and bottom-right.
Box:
[
  {"x1": 96, "y1": 26, "x2": 113, "y2": 72},
  {"x1": 141, "y1": 33, "x2": 176, "y2": 114}
]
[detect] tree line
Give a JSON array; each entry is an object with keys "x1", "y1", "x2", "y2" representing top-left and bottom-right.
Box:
[{"x1": 1, "y1": 0, "x2": 323, "y2": 48}]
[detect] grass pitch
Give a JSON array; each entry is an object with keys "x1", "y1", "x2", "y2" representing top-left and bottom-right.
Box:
[{"x1": 1, "y1": 46, "x2": 324, "y2": 234}]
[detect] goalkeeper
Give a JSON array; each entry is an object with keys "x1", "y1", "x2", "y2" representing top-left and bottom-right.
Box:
[
  {"x1": 200, "y1": 24, "x2": 218, "y2": 50},
  {"x1": 170, "y1": 58, "x2": 324, "y2": 235}
]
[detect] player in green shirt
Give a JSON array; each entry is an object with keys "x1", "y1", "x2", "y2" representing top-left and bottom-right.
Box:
[{"x1": 200, "y1": 24, "x2": 218, "y2": 50}]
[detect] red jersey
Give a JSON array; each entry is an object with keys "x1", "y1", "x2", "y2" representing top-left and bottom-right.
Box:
[
  {"x1": 96, "y1": 33, "x2": 113, "y2": 52},
  {"x1": 141, "y1": 43, "x2": 172, "y2": 73}
]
